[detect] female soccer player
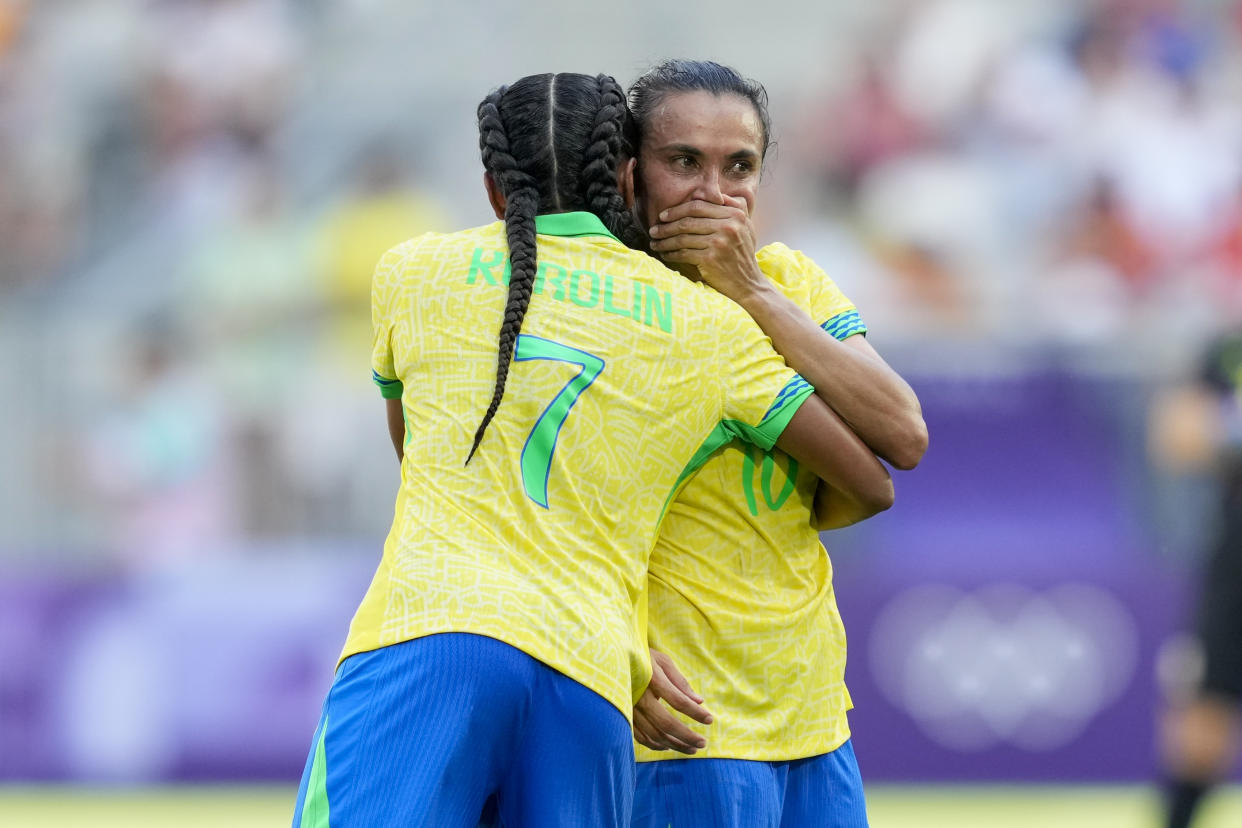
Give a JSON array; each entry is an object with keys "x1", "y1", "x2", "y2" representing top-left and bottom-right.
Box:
[
  {"x1": 291, "y1": 72, "x2": 894, "y2": 828},
  {"x1": 626, "y1": 61, "x2": 928, "y2": 828}
]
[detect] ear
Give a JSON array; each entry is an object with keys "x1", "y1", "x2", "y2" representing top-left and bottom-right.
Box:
[
  {"x1": 484, "y1": 171, "x2": 506, "y2": 219},
  {"x1": 617, "y1": 157, "x2": 637, "y2": 209}
]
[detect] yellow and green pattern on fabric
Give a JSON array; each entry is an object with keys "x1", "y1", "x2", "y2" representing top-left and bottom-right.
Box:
[
  {"x1": 464, "y1": 215, "x2": 674, "y2": 333},
  {"x1": 639, "y1": 241, "x2": 867, "y2": 763},
  {"x1": 351, "y1": 214, "x2": 812, "y2": 721}
]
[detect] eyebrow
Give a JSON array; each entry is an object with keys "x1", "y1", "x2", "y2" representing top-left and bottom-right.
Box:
[{"x1": 655, "y1": 143, "x2": 760, "y2": 161}]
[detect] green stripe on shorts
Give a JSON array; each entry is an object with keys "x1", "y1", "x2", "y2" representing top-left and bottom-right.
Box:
[{"x1": 299, "y1": 716, "x2": 331, "y2": 828}]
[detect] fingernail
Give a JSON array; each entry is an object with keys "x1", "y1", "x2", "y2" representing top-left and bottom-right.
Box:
[
  {"x1": 649, "y1": 226, "x2": 658, "y2": 236},
  {"x1": 659, "y1": 210, "x2": 668, "y2": 220}
]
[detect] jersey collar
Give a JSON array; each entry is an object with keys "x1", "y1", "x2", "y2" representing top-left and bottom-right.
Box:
[{"x1": 534, "y1": 212, "x2": 621, "y2": 243}]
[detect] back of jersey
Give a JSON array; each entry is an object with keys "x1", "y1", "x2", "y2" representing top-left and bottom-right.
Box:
[{"x1": 346, "y1": 212, "x2": 811, "y2": 717}]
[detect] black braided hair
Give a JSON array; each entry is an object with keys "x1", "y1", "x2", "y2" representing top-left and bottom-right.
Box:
[
  {"x1": 466, "y1": 73, "x2": 644, "y2": 464},
  {"x1": 580, "y1": 74, "x2": 648, "y2": 250},
  {"x1": 627, "y1": 59, "x2": 774, "y2": 160}
]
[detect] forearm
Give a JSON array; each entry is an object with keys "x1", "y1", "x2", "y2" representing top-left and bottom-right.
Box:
[
  {"x1": 648, "y1": 197, "x2": 925, "y2": 466},
  {"x1": 774, "y1": 396, "x2": 893, "y2": 516},
  {"x1": 814, "y1": 482, "x2": 881, "y2": 530},
  {"x1": 732, "y1": 283, "x2": 927, "y2": 469},
  {"x1": 385, "y1": 398, "x2": 405, "y2": 461}
]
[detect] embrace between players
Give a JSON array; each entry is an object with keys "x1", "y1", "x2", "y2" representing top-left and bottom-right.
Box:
[{"x1": 293, "y1": 61, "x2": 928, "y2": 828}]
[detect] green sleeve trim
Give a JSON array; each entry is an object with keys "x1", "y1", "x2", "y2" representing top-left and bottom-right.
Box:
[
  {"x1": 658, "y1": 379, "x2": 815, "y2": 522},
  {"x1": 372, "y1": 370, "x2": 403, "y2": 399},
  {"x1": 731, "y1": 380, "x2": 816, "y2": 450},
  {"x1": 659, "y1": 423, "x2": 737, "y2": 522}
]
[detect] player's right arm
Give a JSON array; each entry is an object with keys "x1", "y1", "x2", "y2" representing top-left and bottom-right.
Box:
[
  {"x1": 775, "y1": 394, "x2": 894, "y2": 519},
  {"x1": 740, "y1": 286, "x2": 925, "y2": 469},
  {"x1": 651, "y1": 199, "x2": 928, "y2": 470},
  {"x1": 812, "y1": 476, "x2": 887, "y2": 529},
  {"x1": 713, "y1": 302, "x2": 894, "y2": 524}
]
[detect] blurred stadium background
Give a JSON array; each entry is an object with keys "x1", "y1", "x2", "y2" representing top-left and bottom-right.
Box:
[{"x1": 3, "y1": 0, "x2": 1242, "y2": 825}]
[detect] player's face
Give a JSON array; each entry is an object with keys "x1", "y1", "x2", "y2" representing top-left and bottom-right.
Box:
[{"x1": 635, "y1": 90, "x2": 764, "y2": 228}]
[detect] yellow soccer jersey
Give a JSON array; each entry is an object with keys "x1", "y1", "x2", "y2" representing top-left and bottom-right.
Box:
[
  {"x1": 638, "y1": 242, "x2": 867, "y2": 761},
  {"x1": 344, "y1": 213, "x2": 815, "y2": 721}
]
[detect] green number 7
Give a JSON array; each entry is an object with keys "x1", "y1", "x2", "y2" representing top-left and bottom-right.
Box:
[{"x1": 514, "y1": 334, "x2": 606, "y2": 509}]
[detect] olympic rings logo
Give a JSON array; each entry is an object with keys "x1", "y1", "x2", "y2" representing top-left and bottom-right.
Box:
[{"x1": 867, "y1": 583, "x2": 1139, "y2": 751}]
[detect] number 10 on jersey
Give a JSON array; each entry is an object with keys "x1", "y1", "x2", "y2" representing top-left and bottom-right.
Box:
[{"x1": 514, "y1": 334, "x2": 605, "y2": 509}]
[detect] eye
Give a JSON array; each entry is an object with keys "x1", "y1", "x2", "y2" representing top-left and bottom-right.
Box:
[
  {"x1": 729, "y1": 160, "x2": 756, "y2": 176},
  {"x1": 671, "y1": 155, "x2": 697, "y2": 170}
]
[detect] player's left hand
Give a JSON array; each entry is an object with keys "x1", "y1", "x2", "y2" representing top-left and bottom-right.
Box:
[
  {"x1": 647, "y1": 196, "x2": 767, "y2": 303},
  {"x1": 632, "y1": 648, "x2": 713, "y2": 754}
]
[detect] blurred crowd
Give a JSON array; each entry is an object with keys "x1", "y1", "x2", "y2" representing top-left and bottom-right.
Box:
[
  {"x1": 3, "y1": 0, "x2": 1242, "y2": 562},
  {"x1": 1, "y1": 0, "x2": 451, "y2": 558},
  {"x1": 785, "y1": 0, "x2": 1242, "y2": 344}
]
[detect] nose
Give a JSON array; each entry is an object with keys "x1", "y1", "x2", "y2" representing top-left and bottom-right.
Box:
[{"x1": 692, "y1": 168, "x2": 724, "y2": 205}]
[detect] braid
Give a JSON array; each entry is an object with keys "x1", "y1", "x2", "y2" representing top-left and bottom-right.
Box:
[
  {"x1": 467, "y1": 94, "x2": 541, "y2": 464},
  {"x1": 580, "y1": 74, "x2": 648, "y2": 250},
  {"x1": 477, "y1": 88, "x2": 511, "y2": 179},
  {"x1": 467, "y1": 72, "x2": 641, "y2": 463}
]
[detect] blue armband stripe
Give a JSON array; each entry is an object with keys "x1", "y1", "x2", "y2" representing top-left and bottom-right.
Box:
[{"x1": 822, "y1": 309, "x2": 867, "y2": 340}]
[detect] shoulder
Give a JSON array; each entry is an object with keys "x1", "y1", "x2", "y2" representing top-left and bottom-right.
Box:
[
  {"x1": 588, "y1": 240, "x2": 701, "y2": 298},
  {"x1": 379, "y1": 231, "x2": 442, "y2": 267},
  {"x1": 380, "y1": 223, "x2": 504, "y2": 271},
  {"x1": 755, "y1": 242, "x2": 833, "y2": 295},
  {"x1": 755, "y1": 241, "x2": 807, "y2": 273},
  {"x1": 590, "y1": 237, "x2": 679, "y2": 277},
  {"x1": 580, "y1": 244, "x2": 768, "y2": 345},
  {"x1": 756, "y1": 241, "x2": 800, "y2": 268},
  {"x1": 757, "y1": 240, "x2": 856, "y2": 312},
  {"x1": 679, "y1": 277, "x2": 772, "y2": 347},
  {"x1": 397, "y1": 223, "x2": 501, "y2": 257},
  {"x1": 756, "y1": 242, "x2": 826, "y2": 283}
]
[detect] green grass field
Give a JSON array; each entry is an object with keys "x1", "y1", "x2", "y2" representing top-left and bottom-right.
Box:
[{"x1": 1, "y1": 784, "x2": 1239, "y2": 827}]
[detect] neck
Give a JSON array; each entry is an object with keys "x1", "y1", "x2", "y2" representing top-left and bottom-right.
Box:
[{"x1": 671, "y1": 262, "x2": 701, "y2": 282}]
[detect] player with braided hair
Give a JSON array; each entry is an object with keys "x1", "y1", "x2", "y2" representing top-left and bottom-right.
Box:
[
  {"x1": 467, "y1": 74, "x2": 645, "y2": 463},
  {"x1": 292, "y1": 71, "x2": 893, "y2": 828},
  {"x1": 625, "y1": 60, "x2": 927, "y2": 828}
]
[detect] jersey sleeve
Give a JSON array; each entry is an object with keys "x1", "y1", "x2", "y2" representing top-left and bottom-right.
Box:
[
  {"x1": 713, "y1": 301, "x2": 815, "y2": 451},
  {"x1": 370, "y1": 243, "x2": 408, "y2": 399},
  {"x1": 764, "y1": 243, "x2": 868, "y2": 340}
]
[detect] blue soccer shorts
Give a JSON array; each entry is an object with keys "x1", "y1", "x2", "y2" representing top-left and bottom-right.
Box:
[
  {"x1": 292, "y1": 632, "x2": 635, "y2": 827},
  {"x1": 631, "y1": 740, "x2": 867, "y2": 828}
]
